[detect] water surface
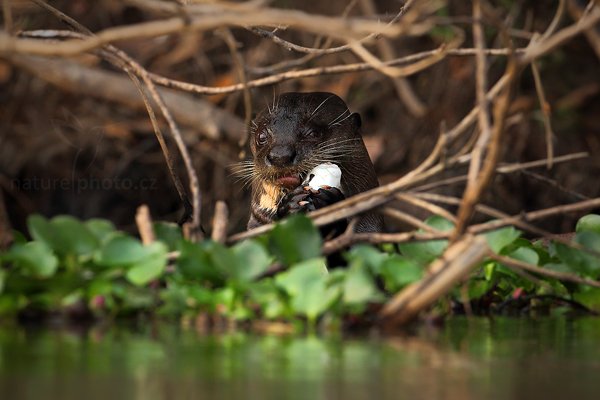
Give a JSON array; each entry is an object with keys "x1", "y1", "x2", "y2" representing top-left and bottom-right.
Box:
[{"x1": 1, "y1": 317, "x2": 599, "y2": 400}]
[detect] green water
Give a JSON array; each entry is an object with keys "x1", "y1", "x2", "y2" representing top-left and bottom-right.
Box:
[{"x1": 1, "y1": 318, "x2": 599, "y2": 400}]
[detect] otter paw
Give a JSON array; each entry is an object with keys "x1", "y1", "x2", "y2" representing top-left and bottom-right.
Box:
[
  {"x1": 309, "y1": 186, "x2": 345, "y2": 209},
  {"x1": 276, "y1": 186, "x2": 345, "y2": 219},
  {"x1": 276, "y1": 186, "x2": 312, "y2": 218}
]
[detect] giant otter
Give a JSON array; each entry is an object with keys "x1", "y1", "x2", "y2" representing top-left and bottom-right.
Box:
[{"x1": 245, "y1": 92, "x2": 383, "y2": 233}]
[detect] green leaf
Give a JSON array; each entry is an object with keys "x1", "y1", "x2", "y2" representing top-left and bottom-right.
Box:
[
  {"x1": 93, "y1": 234, "x2": 148, "y2": 267},
  {"x1": 176, "y1": 241, "x2": 225, "y2": 284},
  {"x1": 345, "y1": 245, "x2": 388, "y2": 274},
  {"x1": 248, "y1": 279, "x2": 286, "y2": 319},
  {"x1": 573, "y1": 287, "x2": 600, "y2": 312},
  {"x1": 343, "y1": 262, "x2": 381, "y2": 305},
  {"x1": 51, "y1": 216, "x2": 99, "y2": 256},
  {"x1": 11, "y1": 231, "x2": 27, "y2": 245},
  {"x1": 508, "y1": 247, "x2": 539, "y2": 265},
  {"x1": 270, "y1": 214, "x2": 322, "y2": 265},
  {"x1": 485, "y1": 226, "x2": 522, "y2": 254},
  {"x1": 230, "y1": 240, "x2": 271, "y2": 282},
  {"x1": 276, "y1": 258, "x2": 339, "y2": 322},
  {"x1": 206, "y1": 241, "x2": 239, "y2": 275},
  {"x1": 153, "y1": 222, "x2": 183, "y2": 251},
  {"x1": 7, "y1": 241, "x2": 58, "y2": 278},
  {"x1": 28, "y1": 215, "x2": 99, "y2": 256},
  {"x1": 379, "y1": 256, "x2": 423, "y2": 292},
  {"x1": 61, "y1": 289, "x2": 84, "y2": 307},
  {"x1": 554, "y1": 231, "x2": 600, "y2": 277},
  {"x1": 88, "y1": 279, "x2": 113, "y2": 298},
  {"x1": 27, "y1": 215, "x2": 61, "y2": 252},
  {"x1": 467, "y1": 279, "x2": 491, "y2": 300},
  {"x1": 85, "y1": 219, "x2": 116, "y2": 243},
  {"x1": 576, "y1": 214, "x2": 600, "y2": 235},
  {"x1": 126, "y1": 242, "x2": 168, "y2": 286},
  {"x1": 0, "y1": 269, "x2": 5, "y2": 294},
  {"x1": 398, "y1": 216, "x2": 454, "y2": 263}
]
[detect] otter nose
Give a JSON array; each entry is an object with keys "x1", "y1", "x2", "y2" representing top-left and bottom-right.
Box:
[{"x1": 267, "y1": 146, "x2": 296, "y2": 167}]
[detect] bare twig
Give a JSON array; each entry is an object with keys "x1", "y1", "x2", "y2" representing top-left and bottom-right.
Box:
[
  {"x1": 0, "y1": 8, "x2": 406, "y2": 56},
  {"x1": 452, "y1": 57, "x2": 517, "y2": 240},
  {"x1": 248, "y1": 0, "x2": 411, "y2": 56},
  {"x1": 567, "y1": 0, "x2": 600, "y2": 60},
  {"x1": 413, "y1": 152, "x2": 589, "y2": 192},
  {"x1": 540, "y1": 0, "x2": 566, "y2": 41},
  {"x1": 125, "y1": 66, "x2": 194, "y2": 223},
  {"x1": 358, "y1": 0, "x2": 426, "y2": 117},
  {"x1": 0, "y1": 188, "x2": 13, "y2": 249},
  {"x1": 21, "y1": 2, "x2": 204, "y2": 237},
  {"x1": 470, "y1": 0, "x2": 493, "y2": 182},
  {"x1": 211, "y1": 201, "x2": 229, "y2": 244},
  {"x1": 2, "y1": 0, "x2": 13, "y2": 33},
  {"x1": 320, "y1": 196, "x2": 600, "y2": 255},
  {"x1": 380, "y1": 235, "x2": 489, "y2": 327},
  {"x1": 7, "y1": 49, "x2": 243, "y2": 141},
  {"x1": 136, "y1": 204, "x2": 156, "y2": 245},
  {"x1": 394, "y1": 193, "x2": 458, "y2": 223},
  {"x1": 382, "y1": 207, "x2": 441, "y2": 233},
  {"x1": 520, "y1": 6, "x2": 600, "y2": 63},
  {"x1": 217, "y1": 28, "x2": 252, "y2": 148},
  {"x1": 491, "y1": 253, "x2": 600, "y2": 289},
  {"x1": 531, "y1": 61, "x2": 555, "y2": 169}
]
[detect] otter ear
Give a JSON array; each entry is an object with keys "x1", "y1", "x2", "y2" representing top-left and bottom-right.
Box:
[{"x1": 351, "y1": 112, "x2": 362, "y2": 128}]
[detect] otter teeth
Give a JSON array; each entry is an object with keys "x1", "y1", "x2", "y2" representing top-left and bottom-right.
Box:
[{"x1": 303, "y1": 163, "x2": 342, "y2": 191}]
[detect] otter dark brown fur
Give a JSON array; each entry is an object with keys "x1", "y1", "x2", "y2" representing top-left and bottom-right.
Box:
[{"x1": 244, "y1": 92, "x2": 383, "y2": 232}]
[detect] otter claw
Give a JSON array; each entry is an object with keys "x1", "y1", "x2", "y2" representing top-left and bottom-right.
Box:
[{"x1": 276, "y1": 185, "x2": 345, "y2": 219}]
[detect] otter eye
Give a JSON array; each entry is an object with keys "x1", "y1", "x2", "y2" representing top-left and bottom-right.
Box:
[
  {"x1": 302, "y1": 127, "x2": 318, "y2": 138},
  {"x1": 256, "y1": 130, "x2": 268, "y2": 146}
]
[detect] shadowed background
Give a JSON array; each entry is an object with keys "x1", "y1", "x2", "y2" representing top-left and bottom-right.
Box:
[{"x1": 0, "y1": 0, "x2": 598, "y2": 237}]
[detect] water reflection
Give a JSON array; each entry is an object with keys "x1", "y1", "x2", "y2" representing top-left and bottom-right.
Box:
[{"x1": 1, "y1": 318, "x2": 599, "y2": 400}]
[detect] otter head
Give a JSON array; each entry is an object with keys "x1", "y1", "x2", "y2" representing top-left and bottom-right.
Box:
[{"x1": 250, "y1": 92, "x2": 362, "y2": 191}]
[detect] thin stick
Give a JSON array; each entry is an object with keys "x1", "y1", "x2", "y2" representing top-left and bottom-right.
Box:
[
  {"x1": 24, "y1": 4, "x2": 203, "y2": 237},
  {"x1": 470, "y1": 0, "x2": 492, "y2": 185},
  {"x1": 320, "y1": 196, "x2": 600, "y2": 255},
  {"x1": 136, "y1": 204, "x2": 156, "y2": 245},
  {"x1": 394, "y1": 193, "x2": 457, "y2": 223},
  {"x1": 248, "y1": 0, "x2": 410, "y2": 56},
  {"x1": 124, "y1": 66, "x2": 194, "y2": 223},
  {"x1": 382, "y1": 207, "x2": 441, "y2": 233},
  {"x1": 218, "y1": 28, "x2": 252, "y2": 148},
  {"x1": 413, "y1": 152, "x2": 589, "y2": 192},
  {"x1": 379, "y1": 235, "x2": 489, "y2": 327},
  {"x1": 211, "y1": 201, "x2": 229, "y2": 244},
  {"x1": 2, "y1": 0, "x2": 13, "y2": 33},
  {"x1": 491, "y1": 254, "x2": 600, "y2": 289},
  {"x1": 520, "y1": 7, "x2": 600, "y2": 63},
  {"x1": 540, "y1": 0, "x2": 566, "y2": 41},
  {"x1": 0, "y1": 8, "x2": 405, "y2": 56},
  {"x1": 531, "y1": 61, "x2": 555, "y2": 169},
  {"x1": 452, "y1": 58, "x2": 517, "y2": 240}
]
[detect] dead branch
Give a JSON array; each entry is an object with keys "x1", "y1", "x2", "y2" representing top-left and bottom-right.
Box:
[
  {"x1": 319, "y1": 196, "x2": 600, "y2": 255},
  {"x1": 211, "y1": 201, "x2": 229, "y2": 244},
  {"x1": 520, "y1": 6, "x2": 600, "y2": 63},
  {"x1": 0, "y1": 188, "x2": 12, "y2": 249},
  {"x1": 491, "y1": 253, "x2": 600, "y2": 289},
  {"x1": 413, "y1": 152, "x2": 589, "y2": 192},
  {"x1": 228, "y1": 151, "x2": 588, "y2": 244},
  {"x1": 379, "y1": 234, "x2": 489, "y2": 327},
  {"x1": 0, "y1": 7, "x2": 407, "y2": 57},
  {"x1": 567, "y1": 0, "x2": 600, "y2": 60},
  {"x1": 136, "y1": 204, "x2": 156, "y2": 245},
  {"x1": 5, "y1": 53, "x2": 243, "y2": 141}
]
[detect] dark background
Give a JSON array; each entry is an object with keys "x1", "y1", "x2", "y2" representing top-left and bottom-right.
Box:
[{"x1": 1, "y1": 0, "x2": 598, "y2": 237}]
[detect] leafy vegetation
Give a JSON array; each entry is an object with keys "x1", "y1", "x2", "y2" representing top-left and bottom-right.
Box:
[{"x1": 1, "y1": 213, "x2": 599, "y2": 328}]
